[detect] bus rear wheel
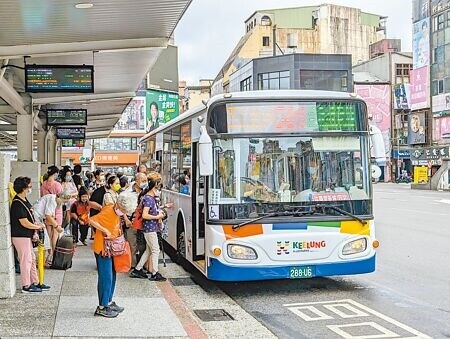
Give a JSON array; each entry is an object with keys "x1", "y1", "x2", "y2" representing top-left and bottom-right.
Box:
[{"x1": 176, "y1": 231, "x2": 186, "y2": 263}]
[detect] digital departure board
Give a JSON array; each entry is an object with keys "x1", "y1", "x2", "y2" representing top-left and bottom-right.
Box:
[
  {"x1": 61, "y1": 139, "x2": 85, "y2": 147},
  {"x1": 56, "y1": 128, "x2": 85, "y2": 139},
  {"x1": 46, "y1": 109, "x2": 87, "y2": 126},
  {"x1": 25, "y1": 65, "x2": 94, "y2": 93},
  {"x1": 225, "y1": 102, "x2": 359, "y2": 134}
]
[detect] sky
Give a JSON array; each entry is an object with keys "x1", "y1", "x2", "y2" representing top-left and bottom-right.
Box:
[{"x1": 174, "y1": 0, "x2": 413, "y2": 85}]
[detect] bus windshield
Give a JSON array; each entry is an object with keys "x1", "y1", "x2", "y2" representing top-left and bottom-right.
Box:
[{"x1": 210, "y1": 135, "x2": 369, "y2": 205}]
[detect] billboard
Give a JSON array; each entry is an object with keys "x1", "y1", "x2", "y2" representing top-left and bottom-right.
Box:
[
  {"x1": 408, "y1": 112, "x2": 426, "y2": 144},
  {"x1": 411, "y1": 66, "x2": 430, "y2": 110},
  {"x1": 146, "y1": 89, "x2": 179, "y2": 133},
  {"x1": 394, "y1": 84, "x2": 411, "y2": 110},
  {"x1": 431, "y1": 0, "x2": 450, "y2": 15},
  {"x1": 413, "y1": 0, "x2": 430, "y2": 21},
  {"x1": 434, "y1": 116, "x2": 450, "y2": 141},
  {"x1": 432, "y1": 93, "x2": 450, "y2": 114},
  {"x1": 413, "y1": 18, "x2": 430, "y2": 69},
  {"x1": 355, "y1": 84, "x2": 391, "y2": 158},
  {"x1": 114, "y1": 96, "x2": 146, "y2": 132}
]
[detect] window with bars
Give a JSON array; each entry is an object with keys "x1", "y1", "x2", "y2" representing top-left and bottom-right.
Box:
[
  {"x1": 240, "y1": 77, "x2": 252, "y2": 91},
  {"x1": 257, "y1": 71, "x2": 290, "y2": 90},
  {"x1": 395, "y1": 64, "x2": 413, "y2": 84}
]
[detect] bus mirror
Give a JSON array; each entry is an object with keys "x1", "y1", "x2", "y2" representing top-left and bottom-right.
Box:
[{"x1": 199, "y1": 126, "x2": 213, "y2": 176}]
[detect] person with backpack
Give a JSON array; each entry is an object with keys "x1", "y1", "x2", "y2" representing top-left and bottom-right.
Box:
[
  {"x1": 130, "y1": 172, "x2": 167, "y2": 281},
  {"x1": 70, "y1": 187, "x2": 102, "y2": 245}
]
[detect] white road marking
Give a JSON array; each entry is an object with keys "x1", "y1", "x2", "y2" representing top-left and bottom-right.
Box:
[
  {"x1": 283, "y1": 299, "x2": 431, "y2": 338},
  {"x1": 323, "y1": 303, "x2": 370, "y2": 319},
  {"x1": 286, "y1": 305, "x2": 334, "y2": 321},
  {"x1": 327, "y1": 321, "x2": 400, "y2": 339},
  {"x1": 435, "y1": 199, "x2": 450, "y2": 204}
]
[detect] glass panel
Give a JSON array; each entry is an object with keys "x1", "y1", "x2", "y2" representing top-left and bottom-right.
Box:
[
  {"x1": 269, "y1": 72, "x2": 279, "y2": 79},
  {"x1": 279, "y1": 76, "x2": 290, "y2": 89},
  {"x1": 210, "y1": 136, "x2": 369, "y2": 206},
  {"x1": 280, "y1": 71, "x2": 290, "y2": 77},
  {"x1": 269, "y1": 77, "x2": 279, "y2": 89}
]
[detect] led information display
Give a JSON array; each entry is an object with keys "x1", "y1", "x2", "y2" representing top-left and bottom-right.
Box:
[
  {"x1": 46, "y1": 109, "x2": 87, "y2": 126},
  {"x1": 61, "y1": 139, "x2": 85, "y2": 147},
  {"x1": 226, "y1": 102, "x2": 358, "y2": 134},
  {"x1": 25, "y1": 65, "x2": 94, "y2": 93},
  {"x1": 56, "y1": 128, "x2": 85, "y2": 139}
]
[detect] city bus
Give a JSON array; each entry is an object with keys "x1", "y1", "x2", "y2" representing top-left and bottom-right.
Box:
[{"x1": 140, "y1": 90, "x2": 379, "y2": 281}]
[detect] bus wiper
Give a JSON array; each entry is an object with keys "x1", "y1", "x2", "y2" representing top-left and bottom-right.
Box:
[
  {"x1": 313, "y1": 204, "x2": 367, "y2": 225},
  {"x1": 232, "y1": 210, "x2": 313, "y2": 231}
]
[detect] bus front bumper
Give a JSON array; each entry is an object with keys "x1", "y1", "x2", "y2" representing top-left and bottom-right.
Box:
[{"x1": 207, "y1": 254, "x2": 376, "y2": 282}]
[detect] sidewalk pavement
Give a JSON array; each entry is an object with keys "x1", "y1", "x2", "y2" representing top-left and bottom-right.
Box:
[
  {"x1": 0, "y1": 241, "x2": 207, "y2": 338},
  {"x1": 0, "y1": 240, "x2": 275, "y2": 338}
]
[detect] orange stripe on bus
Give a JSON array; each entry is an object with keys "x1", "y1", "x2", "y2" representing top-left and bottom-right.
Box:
[{"x1": 222, "y1": 224, "x2": 263, "y2": 240}]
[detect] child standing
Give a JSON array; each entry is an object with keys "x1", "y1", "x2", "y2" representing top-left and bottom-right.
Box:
[{"x1": 70, "y1": 187, "x2": 101, "y2": 245}]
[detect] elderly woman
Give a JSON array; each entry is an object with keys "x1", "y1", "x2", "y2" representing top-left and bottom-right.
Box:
[
  {"x1": 89, "y1": 193, "x2": 137, "y2": 318},
  {"x1": 10, "y1": 176, "x2": 46, "y2": 293}
]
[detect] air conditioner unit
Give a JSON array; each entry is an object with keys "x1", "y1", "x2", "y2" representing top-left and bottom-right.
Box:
[{"x1": 287, "y1": 33, "x2": 298, "y2": 49}]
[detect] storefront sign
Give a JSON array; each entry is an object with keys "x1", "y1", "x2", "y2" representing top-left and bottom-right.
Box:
[
  {"x1": 146, "y1": 89, "x2": 179, "y2": 133},
  {"x1": 431, "y1": 0, "x2": 450, "y2": 14},
  {"x1": 414, "y1": 166, "x2": 428, "y2": 183},
  {"x1": 408, "y1": 113, "x2": 426, "y2": 144},
  {"x1": 411, "y1": 67, "x2": 430, "y2": 110},
  {"x1": 410, "y1": 146, "x2": 449, "y2": 160},
  {"x1": 393, "y1": 150, "x2": 411, "y2": 159}
]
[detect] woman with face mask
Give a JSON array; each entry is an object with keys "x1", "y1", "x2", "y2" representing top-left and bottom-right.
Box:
[
  {"x1": 89, "y1": 193, "x2": 137, "y2": 317},
  {"x1": 130, "y1": 172, "x2": 167, "y2": 281},
  {"x1": 70, "y1": 187, "x2": 102, "y2": 246},
  {"x1": 61, "y1": 168, "x2": 79, "y2": 230},
  {"x1": 10, "y1": 176, "x2": 47, "y2": 293},
  {"x1": 103, "y1": 176, "x2": 121, "y2": 207},
  {"x1": 41, "y1": 166, "x2": 62, "y2": 196}
]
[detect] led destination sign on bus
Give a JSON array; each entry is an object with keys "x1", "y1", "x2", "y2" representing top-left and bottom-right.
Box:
[
  {"x1": 25, "y1": 65, "x2": 94, "y2": 93},
  {"x1": 46, "y1": 109, "x2": 87, "y2": 126},
  {"x1": 225, "y1": 102, "x2": 358, "y2": 134}
]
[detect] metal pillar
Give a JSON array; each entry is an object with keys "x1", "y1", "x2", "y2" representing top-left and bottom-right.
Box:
[
  {"x1": 37, "y1": 130, "x2": 46, "y2": 164},
  {"x1": 16, "y1": 114, "x2": 33, "y2": 161},
  {"x1": 47, "y1": 134, "x2": 57, "y2": 165}
]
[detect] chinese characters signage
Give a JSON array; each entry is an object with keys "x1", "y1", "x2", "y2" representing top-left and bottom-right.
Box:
[
  {"x1": 410, "y1": 146, "x2": 449, "y2": 160},
  {"x1": 411, "y1": 67, "x2": 430, "y2": 110},
  {"x1": 145, "y1": 89, "x2": 179, "y2": 133}
]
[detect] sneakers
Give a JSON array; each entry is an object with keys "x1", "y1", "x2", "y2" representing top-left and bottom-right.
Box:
[
  {"x1": 149, "y1": 272, "x2": 167, "y2": 281},
  {"x1": 109, "y1": 301, "x2": 124, "y2": 313},
  {"x1": 34, "y1": 283, "x2": 50, "y2": 291},
  {"x1": 22, "y1": 285, "x2": 42, "y2": 293},
  {"x1": 94, "y1": 306, "x2": 118, "y2": 318},
  {"x1": 129, "y1": 268, "x2": 147, "y2": 279},
  {"x1": 81, "y1": 240, "x2": 87, "y2": 246}
]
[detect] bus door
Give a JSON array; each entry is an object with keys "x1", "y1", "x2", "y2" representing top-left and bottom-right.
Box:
[{"x1": 191, "y1": 142, "x2": 206, "y2": 267}]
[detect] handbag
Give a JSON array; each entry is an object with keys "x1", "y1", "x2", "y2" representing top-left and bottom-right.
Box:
[
  {"x1": 15, "y1": 199, "x2": 40, "y2": 247},
  {"x1": 113, "y1": 241, "x2": 131, "y2": 273},
  {"x1": 104, "y1": 233, "x2": 126, "y2": 257},
  {"x1": 132, "y1": 201, "x2": 144, "y2": 230}
]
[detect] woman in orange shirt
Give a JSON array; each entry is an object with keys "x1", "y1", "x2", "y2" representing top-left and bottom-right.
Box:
[{"x1": 89, "y1": 193, "x2": 137, "y2": 318}]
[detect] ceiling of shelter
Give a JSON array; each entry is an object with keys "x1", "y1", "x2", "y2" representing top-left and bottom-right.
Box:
[{"x1": 0, "y1": 0, "x2": 192, "y2": 145}]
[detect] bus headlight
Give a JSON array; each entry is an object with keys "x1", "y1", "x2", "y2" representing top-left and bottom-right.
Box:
[
  {"x1": 227, "y1": 244, "x2": 258, "y2": 260},
  {"x1": 342, "y1": 238, "x2": 367, "y2": 255}
]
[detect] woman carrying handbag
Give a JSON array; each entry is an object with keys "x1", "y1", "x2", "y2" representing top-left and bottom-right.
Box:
[{"x1": 89, "y1": 193, "x2": 137, "y2": 318}]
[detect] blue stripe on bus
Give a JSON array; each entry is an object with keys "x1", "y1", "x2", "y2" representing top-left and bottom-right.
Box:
[
  {"x1": 207, "y1": 255, "x2": 376, "y2": 282},
  {"x1": 272, "y1": 223, "x2": 308, "y2": 230}
]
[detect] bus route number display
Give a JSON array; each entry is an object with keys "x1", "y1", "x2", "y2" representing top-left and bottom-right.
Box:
[
  {"x1": 46, "y1": 109, "x2": 87, "y2": 126},
  {"x1": 25, "y1": 65, "x2": 94, "y2": 93},
  {"x1": 56, "y1": 128, "x2": 85, "y2": 140},
  {"x1": 226, "y1": 102, "x2": 357, "y2": 134}
]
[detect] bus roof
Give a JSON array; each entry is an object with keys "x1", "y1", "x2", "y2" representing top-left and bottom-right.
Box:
[{"x1": 140, "y1": 90, "x2": 363, "y2": 143}]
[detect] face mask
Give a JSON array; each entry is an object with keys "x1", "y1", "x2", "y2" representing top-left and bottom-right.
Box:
[
  {"x1": 155, "y1": 189, "x2": 161, "y2": 197},
  {"x1": 66, "y1": 176, "x2": 73, "y2": 182},
  {"x1": 115, "y1": 208, "x2": 124, "y2": 216},
  {"x1": 113, "y1": 183, "x2": 121, "y2": 192},
  {"x1": 140, "y1": 183, "x2": 148, "y2": 190},
  {"x1": 26, "y1": 188, "x2": 32, "y2": 196}
]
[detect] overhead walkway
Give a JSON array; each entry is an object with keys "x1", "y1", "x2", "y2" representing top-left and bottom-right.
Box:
[{"x1": 0, "y1": 0, "x2": 192, "y2": 298}]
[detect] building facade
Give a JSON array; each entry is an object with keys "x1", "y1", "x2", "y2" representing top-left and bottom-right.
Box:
[
  {"x1": 229, "y1": 53, "x2": 353, "y2": 93},
  {"x1": 213, "y1": 4, "x2": 386, "y2": 94}
]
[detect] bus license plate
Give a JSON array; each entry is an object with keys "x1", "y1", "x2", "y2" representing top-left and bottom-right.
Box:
[{"x1": 289, "y1": 266, "x2": 315, "y2": 279}]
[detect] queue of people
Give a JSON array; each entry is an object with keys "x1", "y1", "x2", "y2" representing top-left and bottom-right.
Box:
[{"x1": 9, "y1": 162, "x2": 171, "y2": 318}]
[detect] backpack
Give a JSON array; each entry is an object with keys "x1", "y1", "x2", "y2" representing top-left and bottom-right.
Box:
[{"x1": 132, "y1": 201, "x2": 144, "y2": 230}]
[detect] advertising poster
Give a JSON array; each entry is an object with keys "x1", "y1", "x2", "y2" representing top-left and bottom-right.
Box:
[
  {"x1": 394, "y1": 84, "x2": 412, "y2": 110},
  {"x1": 408, "y1": 112, "x2": 426, "y2": 144},
  {"x1": 114, "y1": 96, "x2": 146, "y2": 132},
  {"x1": 434, "y1": 116, "x2": 450, "y2": 141},
  {"x1": 432, "y1": 93, "x2": 450, "y2": 115},
  {"x1": 411, "y1": 67, "x2": 430, "y2": 110},
  {"x1": 413, "y1": 17, "x2": 430, "y2": 69},
  {"x1": 355, "y1": 84, "x2": 391, "y2": 157},
  {"x1": 146, "y1": 89, "x2": 179, "y2": 133}
]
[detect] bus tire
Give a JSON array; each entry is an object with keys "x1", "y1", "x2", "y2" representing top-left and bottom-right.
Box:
[{"x1": 176, "y1": 215, "x2": 186, "y2": 264}]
